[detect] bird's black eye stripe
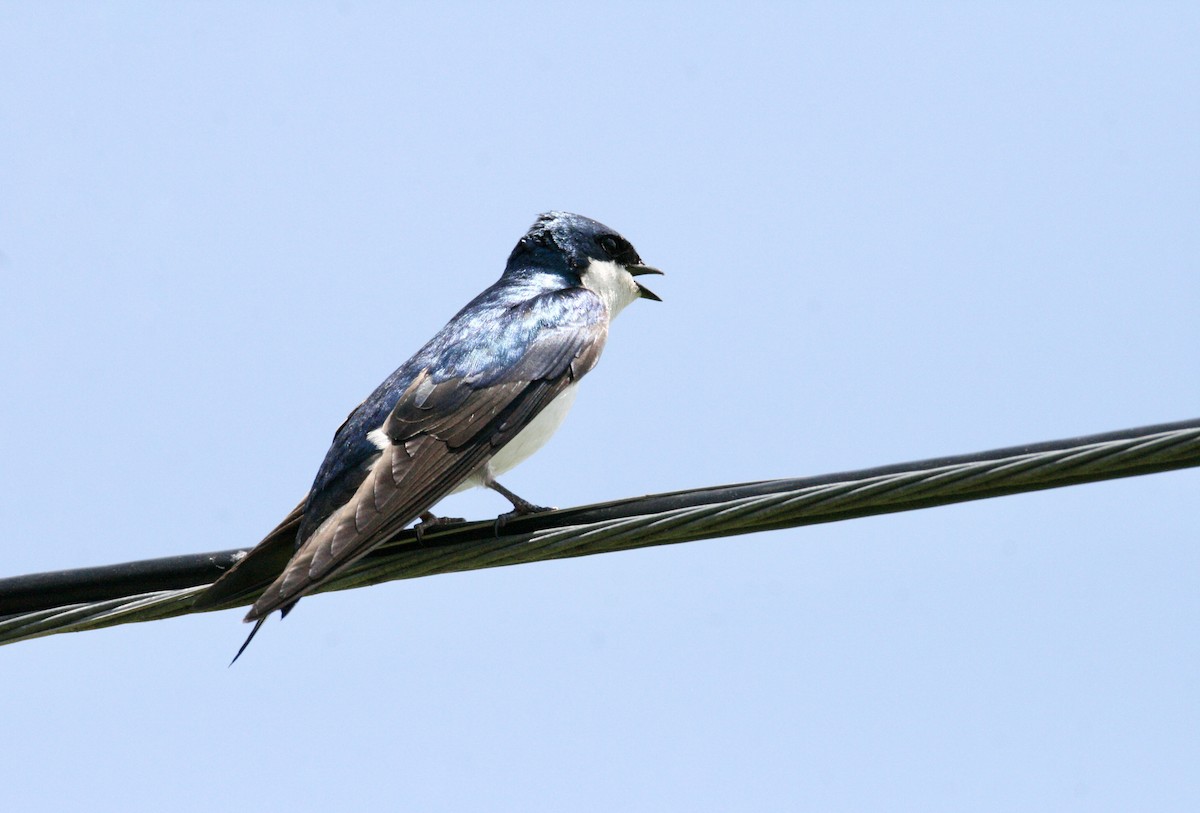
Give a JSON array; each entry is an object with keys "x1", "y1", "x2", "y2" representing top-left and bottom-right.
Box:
[{"x1": 599, "y1": 233, "x2": 640, "y2": 265}]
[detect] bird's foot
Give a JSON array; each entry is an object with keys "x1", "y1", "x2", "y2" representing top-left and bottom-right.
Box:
[
  {"x1": 487, "y1": 480, "x2": 553, "y2": 535},
  {"x1": 414, "y1": 511, "x2": 467, "y2": 543},
  {"x1": 487, "y1": 481, "x2": 551, "y2": 514},
  {"x1": 491, "y1": 503, "x2": 555, "y2": 537}
]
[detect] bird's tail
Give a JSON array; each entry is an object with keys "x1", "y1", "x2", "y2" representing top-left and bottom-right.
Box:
[{"x1": 229, "y1": 617, "x2": 267, "y2": 666}]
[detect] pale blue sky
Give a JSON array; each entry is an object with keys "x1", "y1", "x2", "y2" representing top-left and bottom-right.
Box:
[{"x1": 2, "y1": 3, "x2": 1198, "y2": 811}]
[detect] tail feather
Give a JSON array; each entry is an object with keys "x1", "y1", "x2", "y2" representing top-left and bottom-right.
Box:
[{"x1": 229, "y1": 617, "x2": 268, "y2": 666}]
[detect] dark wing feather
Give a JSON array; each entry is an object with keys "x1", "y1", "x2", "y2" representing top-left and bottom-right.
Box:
[
  {"x1": 190, "y1": 499, "x2": 306, "y2": 612},
  {"x1": 244, "y1": 290, "x2": 607, "y2": 620}
]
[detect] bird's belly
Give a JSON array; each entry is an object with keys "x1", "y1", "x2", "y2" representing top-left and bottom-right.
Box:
[{"x1": 451, "y1": 382, "x2": 579, "y2": 493}]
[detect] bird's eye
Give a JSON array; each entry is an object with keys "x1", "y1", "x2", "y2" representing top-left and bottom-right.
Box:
[{"x1": 599, "y1": 235, "x2": 620, "y2": 257}]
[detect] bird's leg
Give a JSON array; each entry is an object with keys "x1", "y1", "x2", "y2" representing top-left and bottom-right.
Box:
[
  {"x1": 414, "y1": 510, "x2": 467, "y2": 543},
  {"x1": 489, "y1": 481, "x2": 551, "y2": 514},
  {"x1": 488, "y1": 480, "x2": 553, "y2": 535}
]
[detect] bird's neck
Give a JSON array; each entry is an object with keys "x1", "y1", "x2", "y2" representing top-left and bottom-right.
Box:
[{"x1": 580, "y1": 259, "x2": 640, "y2": 317}]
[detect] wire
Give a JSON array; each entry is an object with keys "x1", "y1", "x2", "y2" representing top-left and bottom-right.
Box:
[{"x1": 1, "y1": 418, "x2": 1197, "y2": 646}]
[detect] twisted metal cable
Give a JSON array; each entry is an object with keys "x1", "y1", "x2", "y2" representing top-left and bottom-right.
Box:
[{"x1": 2, "y1": 418, "x2": 1197, "y2": 646}]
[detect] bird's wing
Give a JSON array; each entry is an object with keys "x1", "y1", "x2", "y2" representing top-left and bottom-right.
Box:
[
  {"x1": 190, "y1": 498, "x2": 306, "y2": 612},
  {"x1": 244, "y1": 289, "x2": 608, "y2": 620}
]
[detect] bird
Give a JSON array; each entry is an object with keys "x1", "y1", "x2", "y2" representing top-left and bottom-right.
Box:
[{"x1": 192, "y1": 212, "x2": 662, "y2": 660}]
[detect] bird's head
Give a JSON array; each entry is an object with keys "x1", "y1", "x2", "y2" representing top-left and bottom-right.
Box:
[{"x1": 506, "y1": 211, "x2": 663, "y2": 316}]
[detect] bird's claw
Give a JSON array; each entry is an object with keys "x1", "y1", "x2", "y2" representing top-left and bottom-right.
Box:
[
  {"x1": 414, "y1": 512, "x2": 467, "y2": 543},
  {"x1": 492, "y1": 504, "x2": 554, "y2": 536}
]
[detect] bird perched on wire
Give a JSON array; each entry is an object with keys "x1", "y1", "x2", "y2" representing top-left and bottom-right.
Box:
[{"x1": 192, "y1": 212, "x2": 662, "y2": 660}]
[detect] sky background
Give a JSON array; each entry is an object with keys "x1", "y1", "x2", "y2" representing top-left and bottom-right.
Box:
[{"x1": 2, "y1": 3, "x2": 1198, "y2": 810}]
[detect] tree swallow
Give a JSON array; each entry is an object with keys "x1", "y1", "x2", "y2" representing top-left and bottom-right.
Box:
[{"x1": 194, "y1": 212, "x2": 661, "y2": 658}]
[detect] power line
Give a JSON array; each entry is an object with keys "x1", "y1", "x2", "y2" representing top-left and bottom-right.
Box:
[{"x1": 1, "y1": 418, "x2": 1197, "y2": 647}]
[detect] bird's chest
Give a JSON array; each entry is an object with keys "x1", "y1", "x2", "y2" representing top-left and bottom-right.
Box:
[{"x1": 485, "y1": 382, "x2": 580, "y2": 478}]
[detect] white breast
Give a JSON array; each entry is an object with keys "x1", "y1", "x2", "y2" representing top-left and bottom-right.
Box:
[{"x1": 451, "y1": 382, "x2": 580, "y2": 493}]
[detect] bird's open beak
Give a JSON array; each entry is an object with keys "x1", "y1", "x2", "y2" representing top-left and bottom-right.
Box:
[{"x1": 629, "y1": 264, "x2": 664, "y2": 301}]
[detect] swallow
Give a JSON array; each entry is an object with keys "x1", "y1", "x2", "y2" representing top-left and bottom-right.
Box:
[{"x1": 193, "y1": 212, "x2": 662, "y2": 659}]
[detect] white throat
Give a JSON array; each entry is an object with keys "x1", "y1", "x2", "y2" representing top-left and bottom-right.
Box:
[{"x1": 580, "y1": 259, "x2": 641, "y2": 317}]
